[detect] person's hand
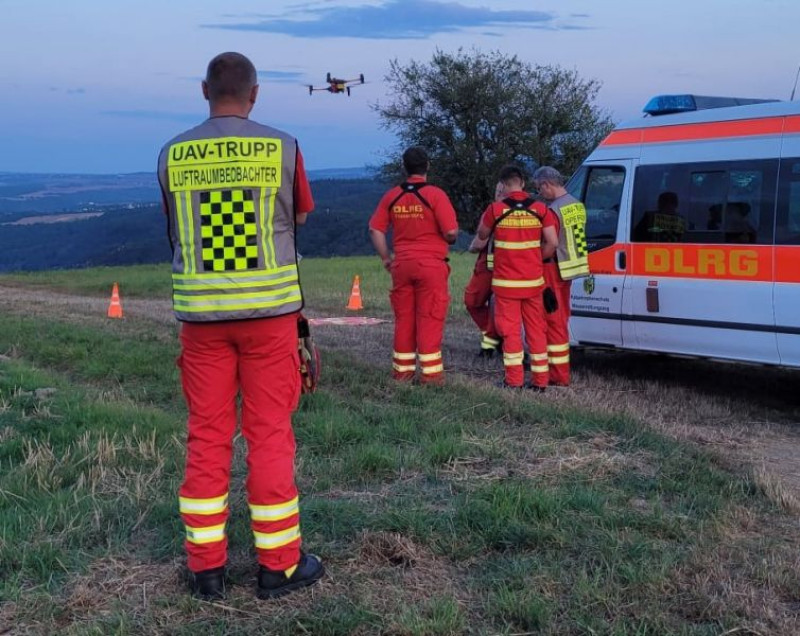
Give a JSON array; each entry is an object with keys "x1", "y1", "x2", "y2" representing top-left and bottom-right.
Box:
[{"x1": 382, "y1": 257, "x2": 393, "y2": 271}]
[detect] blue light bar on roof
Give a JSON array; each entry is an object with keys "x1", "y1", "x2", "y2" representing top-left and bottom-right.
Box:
[
  {"x1": 643, "y1": 95, "x2": 697, "y2": 116},
  {"x1": 643, "y1": 94, "x2": 779, "y2": 116}
]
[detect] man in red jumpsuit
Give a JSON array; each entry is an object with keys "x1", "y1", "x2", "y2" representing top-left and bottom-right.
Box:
[
  {"x1": 369, "y1": 147, "x2": 459, "y2": 385},
  {"x1": 157, "y1": 52, "x2": 324, "y2": 600},
  {"x1": 476, "y1": 165, "x2": 558, "y2": 389},
  {"x1": 464, "y1": 181, "x2": 504, "y2": 358},
  {"x1": 532, "y1": 166, "x2": 590, "y2": 387}
]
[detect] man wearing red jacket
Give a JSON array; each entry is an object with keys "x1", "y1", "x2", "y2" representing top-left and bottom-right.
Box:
[
  {"x1": 532, "y1": 166, "x2": 590, "y2": 387},
  {"x1": 476, "y1": 165, "x2": 558, "y2": 389},
  {"x1": 464, "y1": 181, "x2": 504, "y2": 357},
  {"x1": 369, "y1": 147, "x2": 459, "y2": 384},
  {"x1": 158, "y1": 52, "x2": 323, "y2": 601}
]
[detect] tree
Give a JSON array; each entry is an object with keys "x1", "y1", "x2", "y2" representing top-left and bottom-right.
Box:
[{"x1": 374, "y1": 48, "x2": 614, "y2": 230}]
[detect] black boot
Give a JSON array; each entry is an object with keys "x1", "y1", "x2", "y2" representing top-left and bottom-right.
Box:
[
  {"x1": 257, "y1": 553, "x2": 325, "y2": 599},
  {"x1": 189, "y1": 566, "x2": 226, "y2": 600}
]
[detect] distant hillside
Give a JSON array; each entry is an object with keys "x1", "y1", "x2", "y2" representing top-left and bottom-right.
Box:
[
  {"x1": 0, "y1": 176, "x2": 389, "y2": 272},
  {"x1": 0, "y1": 168, "x2": 373, "y2": 216}
]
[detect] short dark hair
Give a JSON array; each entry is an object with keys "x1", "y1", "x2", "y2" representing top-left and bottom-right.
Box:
[
  {"x1": 402, "y1": 146, "x2": 429, "y2": 176},
  {"x1": 498, "y1": 164, "x2": 526, "y2": 185},
  {"x1": 205, "y1": 52, "x2": 257, "y2": 102}
]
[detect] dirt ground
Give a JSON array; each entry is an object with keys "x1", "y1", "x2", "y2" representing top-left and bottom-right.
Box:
[{"x1": 2, "y1": 283, "x2": 799, "y2": 509}]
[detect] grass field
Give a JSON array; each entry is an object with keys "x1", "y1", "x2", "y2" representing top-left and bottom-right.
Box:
[{"x1": 1, "y1": 257, "x2": 800, "y2": 635}]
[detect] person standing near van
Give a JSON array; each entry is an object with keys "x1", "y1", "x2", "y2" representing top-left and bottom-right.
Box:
[
  {"x1": 464, "y1": 181, "x2": 505, "y2": 358},
  {"x1": 369, "y1": 146, "x2": 459, "y2": 384},
  {"x1": 158, "y1": 52, "x2": 324, "y2": 601},
  {"x1": 532, "y1": 166, "x2": 590, "y2": 386},
  {"x1": 476, "y1": 165, "x2": 558, "y2": 389}
]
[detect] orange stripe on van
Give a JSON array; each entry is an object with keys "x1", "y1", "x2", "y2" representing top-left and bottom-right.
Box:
[
  {"x1": 783, "y1": 116, "x2": 800, "y2": 134},
  {"x1": 588, "y1": 244, "x2": 800, "y2": 282},
  {"x1": 630, "y1": 244, "x2": 772, "y2": 281},
  {"x1": 600, "y1": 129, "x2": 643, "y2": 146},
  {"x1": 776, "y1": 246, "x2": 800, "y2": 283},
  {"x1": 601, "y1": 116, "x2": 785, "y2": 146}
]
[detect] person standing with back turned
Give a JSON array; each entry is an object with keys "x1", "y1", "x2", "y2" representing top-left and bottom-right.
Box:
[
  {"x1": 476, "y1": 165, "x2": 558, "y2": 390},
  {"x1": 157, "y1": 52, "x2": 324, "y2": 601},
  {"x1": 369, "y1": 147, "x2": 459, "y2": 385},
  {"x1": 532, "y1": 166, "x2": 590, "y2": 387}
]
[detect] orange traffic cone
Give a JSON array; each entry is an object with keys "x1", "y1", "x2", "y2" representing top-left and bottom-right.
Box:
[
  {"x1": 107, "y1": 282, "x2": 123, "y2": 319},
  {"x1": 346, "y1": 275, "x2": 363, "y2": 310}
]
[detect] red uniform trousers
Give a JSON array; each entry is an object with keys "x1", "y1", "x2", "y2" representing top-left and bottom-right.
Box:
[
  {"x1": 493, "y1": 291, "x2": 548, "y2": 388},
  {"x1": 177, "y1": 313, "x2": 303, "y2": 573},
  {"x1": 463, "y1": 267, "x2": 500, "y2": 351},
  {"x1": 544, "y1": 263, "x2": 572, "y2": 386},
  {"x1": 390, "y1": 257, "x2": 450, "y2": 384}
]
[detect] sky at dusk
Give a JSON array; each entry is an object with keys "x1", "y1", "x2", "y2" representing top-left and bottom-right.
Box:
[{"x1": 0, "y1": 0, "x2": 796, "y2": 174}]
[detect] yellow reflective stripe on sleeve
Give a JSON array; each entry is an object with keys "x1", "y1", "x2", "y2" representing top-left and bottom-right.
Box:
[
  {"x1": 417, "y1": 352, "x2": 442, "y2": 362},
  {"x1": 421, "y1": 364, "x2": 444, "y2": 374},
  {"x1": 253, "y1": 524, "x2": 301, "y2": 550},
  {"x1": 547, "y1": 343, "x2": 570, "y2": 353},
  {"x1": 393, "y1": 363, "x2": 417, "y2": 372},
  {"x1": 549, "y1": 354, "x2": 570, "y2": 365},
  {"x1": 531, "y1": 353, "x2": 549, "y2": 362},
  {"x1": 179, "y1": 493, "x2": 229, "y2": 515},
  {"x1": 393, "y1": 351, "x2": 416, "y2": 360},
  {"x1": 493, "y1": 277, "x2": 545, "y2": 288},
  {"x1": 185, "y1": 523, "x2": 226, "y2": 545},
  {"x1": 494, "y1": 240, "x2": 541, "y2": 249},
  {"x1": 249, "y1": 496, "x2": 299, "y2": 522},
  {"x1": 531, "y1": 364, "x2": 549, "y2": 373}
]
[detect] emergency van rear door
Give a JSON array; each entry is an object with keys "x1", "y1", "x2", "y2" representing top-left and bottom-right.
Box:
[
  {"x1": 775, "y1": 149, "x2": 800, "y2": 367},
  {"x1": 566, "y1": 162, "x2": 631, "y2": 348}
]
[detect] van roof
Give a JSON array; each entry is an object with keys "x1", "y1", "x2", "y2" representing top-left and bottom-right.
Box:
[{"x1": 616, "y1": 98, "x2": 800, "y2": 130}]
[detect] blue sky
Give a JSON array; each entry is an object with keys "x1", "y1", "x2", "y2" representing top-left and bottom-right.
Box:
[{"x1": 0, "y1": 0, "x2": 796, "y2": 173}]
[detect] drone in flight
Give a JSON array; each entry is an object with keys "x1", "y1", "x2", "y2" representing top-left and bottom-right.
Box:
[{"x1": 308, "y1": 72, "x2": 365, "y2": 96}]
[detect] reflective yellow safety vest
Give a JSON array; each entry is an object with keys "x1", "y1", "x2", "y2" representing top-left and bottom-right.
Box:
[
  {"x1": 157, "y1": 117, "x2": 303, "y2": 321},
  {"x1": 549, "y1": 194, "x2": 590, "y2": 280}
]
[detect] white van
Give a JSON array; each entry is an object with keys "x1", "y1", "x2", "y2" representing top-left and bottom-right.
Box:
[{"x1": 566, "y1": 94, "x2": 800, "y2": 368}]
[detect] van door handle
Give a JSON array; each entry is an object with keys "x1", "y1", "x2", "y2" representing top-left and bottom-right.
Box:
[{"x1": 617, "y1": 250, "x2": 627, "y2": 270}]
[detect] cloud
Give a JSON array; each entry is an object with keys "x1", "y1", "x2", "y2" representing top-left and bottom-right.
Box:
[
  {"x1": 203, "y1": 0, "x2": 562, "y2": 40},
  {"x1": 258, "y1": 70, "x2": 305, "y2": 83},
  {"x1": 101, "y1": 110, "x2": 203, "y2": 124},
  {"x1": 67, "y1": 88, "x2": 86, "y2": 95}
]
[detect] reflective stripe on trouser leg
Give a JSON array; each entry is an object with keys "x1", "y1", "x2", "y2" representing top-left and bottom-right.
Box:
[
  {"x1": 493, "y1": 295, "x2": 525, "y2": 387},
  {"x1": 521, "y1": 293, "x2": 548, "y2": 388},
  {"x1": 419, "y1": 350, "x2": 443, "y2": 383},
  {"x1": 390, "y1": 262, "x2": 417, "y2": 380},
  {"x1": 178, "y1": 321, "x2": 239, "y2": 573},
  {"x1": 481, "y1": 332, "x2": 501, "y2": 350},
  {"x1": 237, "y1": 313, "x2": 304, "y2": 571},
  {"x1": 544, "y1": 268, "x2": 571, "y2": 386}
]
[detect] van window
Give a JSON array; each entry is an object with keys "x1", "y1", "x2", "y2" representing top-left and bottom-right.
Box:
[
  {"x1": 567, "y1": 165, "x2": 624, "y2": 252},
  {"x1": 776, "y1": 158, "x2": 800, "y2": 245},
  {"x1": 632, "y1": 161, "x2": 776, "y2": 244}
]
